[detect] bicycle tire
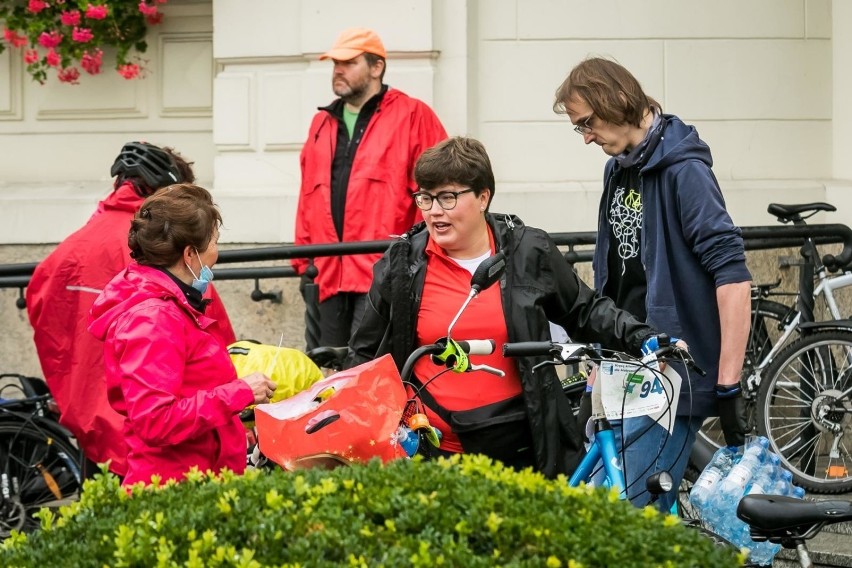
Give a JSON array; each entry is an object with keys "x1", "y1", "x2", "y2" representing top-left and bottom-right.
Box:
[
  {"x1": 0, "y1": 419, "x2": 83, "y2": 539},
  {"x1": 756, "y1": 329, "x2": 852, "y2": 493},
  {"x1": 695, "y1": 298, "x2": 791, "y2": 454}
]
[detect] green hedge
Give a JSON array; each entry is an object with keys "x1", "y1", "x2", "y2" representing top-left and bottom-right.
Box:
[{"x1": 1, "y1": 455, "x2": 744, "y2": 567}]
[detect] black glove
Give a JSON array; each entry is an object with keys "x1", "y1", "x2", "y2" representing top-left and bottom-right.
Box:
[{"x1": 716, "y1": 383, "x2": 747, "y2": 447}]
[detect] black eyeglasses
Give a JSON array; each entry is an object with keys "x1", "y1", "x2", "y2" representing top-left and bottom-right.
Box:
[
  {"x1": 574, "y1": 114, "x2": 595, "y2": 135},
  {"x1": 413, "y1": 188, "x2": 476, "y2": 211}
]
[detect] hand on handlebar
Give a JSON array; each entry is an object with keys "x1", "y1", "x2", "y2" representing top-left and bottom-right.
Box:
[
  {"x1": 641, "y1": 334, "x2": 688, "y2": 356},
  {"x1": 641, "y1": 334, "x2": 704, "y2": 376},
  {"x1": 431, "y1": 337, "x2": 504, "y2": 376}
]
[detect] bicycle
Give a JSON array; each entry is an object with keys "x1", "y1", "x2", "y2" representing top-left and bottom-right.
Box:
[
  {"x1": 738, "y1": 493, "x2": 852, "y2": 568},
  {"x1": 693, "y1": 203, "x2": 852, "y2": 493},
  {"x1": 0, "y1": 374, "x2": 83, "y2": 540},
  {"x1": 501, "y1": 336, "x2": 704, "y2": 507}
]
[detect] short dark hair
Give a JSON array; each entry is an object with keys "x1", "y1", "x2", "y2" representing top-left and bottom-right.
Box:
[
  {"x1": 414, "y1": 137, "x2": 495, "y2": 211},
  {"x1": 553, "y1": 57, "x2": 660, "y2": 128},
  {"x1": 128, "y1": 184, "x2": 221, "y2": 266},
  {"x1": 363, "y1": 52, "x2": 386, "y2": 82}
]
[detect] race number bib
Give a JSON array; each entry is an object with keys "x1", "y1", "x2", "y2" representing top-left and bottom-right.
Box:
[{"x1": 593, "y1": 354, "x2": 682, "y2": 433}]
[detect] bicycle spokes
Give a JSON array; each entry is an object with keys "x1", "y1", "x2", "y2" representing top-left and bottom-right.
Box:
[{"x1": 760, "y1": 333, "x2": 852, "y2": 492}]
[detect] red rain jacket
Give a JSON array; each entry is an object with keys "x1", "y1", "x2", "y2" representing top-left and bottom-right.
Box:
[
  {"x1": 293, "y1": 88, "x2": 447, "y2": 302},
  {"x1": 26, "y1": 183, "x2": 235, "y2": 476},
  {"x1": 87, "y1": 263, "x2": 252, "y2": 486}
]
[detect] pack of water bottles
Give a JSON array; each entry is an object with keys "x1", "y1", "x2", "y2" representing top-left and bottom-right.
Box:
[{"x1": 689, "y1": 436, "x2": 805, "y2": 565}]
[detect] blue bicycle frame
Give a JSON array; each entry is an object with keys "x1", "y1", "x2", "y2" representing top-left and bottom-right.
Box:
[{"x1": 568, "y1": 417, "x2": 626, "y2": 498}]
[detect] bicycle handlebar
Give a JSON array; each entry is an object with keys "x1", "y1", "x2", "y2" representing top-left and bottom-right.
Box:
[
  {"x1": 501, "y1": 341, "x2": 554, "y2": 357},
  {"x1": 400, "y1": 338, "x2": 500, "y2": 383},
  {"x1": 452, "y1": 339, "x2": 496, "y2": 356},
  {"x1": 502, "y1": 341, "x2": 706, "y2": 376}
]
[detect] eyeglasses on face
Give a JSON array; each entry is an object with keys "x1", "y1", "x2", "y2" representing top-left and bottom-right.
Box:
[
  {"x1": 574, "y1": 113, "x2": 595, "y2": 135},
  {"x1": 412, "y1": 188, "x2": 476, "y2": 211}
]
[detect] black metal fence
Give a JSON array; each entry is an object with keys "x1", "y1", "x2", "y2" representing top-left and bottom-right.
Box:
[{"x1": 1, "y1": 223, "x2": 851, "y2": 349}]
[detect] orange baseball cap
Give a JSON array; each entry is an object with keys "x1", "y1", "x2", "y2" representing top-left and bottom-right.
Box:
[{"x1": 320, "y1": 27, "x2": 386, "y2": 61}]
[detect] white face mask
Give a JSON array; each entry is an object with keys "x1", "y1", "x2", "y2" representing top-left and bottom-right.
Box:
[{"x1": 185, "y1": 248, "x2": 214, "y2": 294}]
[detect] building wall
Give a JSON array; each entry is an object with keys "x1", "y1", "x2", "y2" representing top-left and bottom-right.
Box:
[
  {"x1": 0, "y1": 0, "x2": 850, "y2": 374},
  {"x1": 1, "y1": 0, "x2": 848, "y2": 245},
  {"x1": 0, "y1": 0, "x2": 216, "y2": 243}
]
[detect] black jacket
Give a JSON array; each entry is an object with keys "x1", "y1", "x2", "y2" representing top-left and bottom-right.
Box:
[{"x1": 347, "y1": 213, "x2": 655, "y2": 477}]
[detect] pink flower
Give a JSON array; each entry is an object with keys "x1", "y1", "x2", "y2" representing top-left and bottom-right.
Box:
[
  {"x1": 60, "y1": 10, "x2": 81, "y2": 26},
  {"x1": 72, "y1": 27, "x2": 94, "y2": 43},
  {"x1": 117, "y1": 63, "x2": 140, "y2": 79},
  {"x1": 4, "y1": 29, "x2": 29, "y2": 48},
  {"x1": 146, "y1": 12, "x2": 163, "y2": 25},
  {"x1": 57, "y1": 67, "x2": 81, "y2": 84},
  {"x1": 80, "y1": 48, "x2": 103, "y2": 74},
  {"x1": 38, "y1": 31, "x2": 63, "y2": 48},
  {"x1": 138, "y1": 2, "x2": 158, "y2": 16},
  {"x1": 85, "y1": 5, "x2": 108, "y2": 20},
  {"x1": 27, "y1": 0, "x2": 49, "y2": 14},
  {"x1": 46, "y1": 49, "x2": 60, "y2": 67},
  {"x1": 24, "y1": 49, "x2": 40, "y2": 64}
]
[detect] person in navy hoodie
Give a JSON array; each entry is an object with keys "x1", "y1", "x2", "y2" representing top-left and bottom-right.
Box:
[{"x1": 553, "y1": 57, "x2": 751, "y2": 511}]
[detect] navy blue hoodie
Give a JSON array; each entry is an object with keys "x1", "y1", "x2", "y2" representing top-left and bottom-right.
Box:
[{"x1": 593, "y1": 114, "x2": 751, "y2": 418}]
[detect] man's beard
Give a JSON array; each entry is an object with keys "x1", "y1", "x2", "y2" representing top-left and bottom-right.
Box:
[{"x1": 333, "y1": 77, "x2": 369, "y2": 103}]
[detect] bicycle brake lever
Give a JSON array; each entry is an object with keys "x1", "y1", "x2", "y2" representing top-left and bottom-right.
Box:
[{"x1": 468, "y1": 363, "x2": 505, "y2": 377}]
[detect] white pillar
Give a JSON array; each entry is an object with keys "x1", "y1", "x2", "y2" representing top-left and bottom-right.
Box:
[{"x1": 828, "y1": 0, "x2": 852, "y2": 217}]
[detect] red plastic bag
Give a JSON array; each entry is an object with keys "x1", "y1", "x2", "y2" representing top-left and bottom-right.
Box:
[{"x1": 254, "y1": 354, "x2": 408, "y2": 470}]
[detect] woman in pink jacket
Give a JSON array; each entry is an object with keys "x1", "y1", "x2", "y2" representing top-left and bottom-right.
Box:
[{"x1": 88, "y1": 184, "x2": 276, "y2": 486}]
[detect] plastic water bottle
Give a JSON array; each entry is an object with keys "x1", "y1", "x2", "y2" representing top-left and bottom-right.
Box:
[
  {"x1": 744, "y1": 454, "x2": 781, "y2": 494},
  {"x1": 689, "y1": 446, "x2": 736, "y2": 510},
  {"x1": 751, "y1": 545, "x2": 781, "y2": 566},
  {"x1": 717, "y1": 437, "x2": 769, "y2": 498},
  {"x1": 395, "y1": 426, "x2": 419, "y2": 457},
  {"x1": 769, "y1": 469, "x2": 794, "y2": 496},
  {"x1": 704, "y1": 438, "x2": 769, "y2": 533}
]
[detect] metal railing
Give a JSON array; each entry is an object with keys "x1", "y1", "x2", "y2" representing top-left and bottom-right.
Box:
[{"x1": 2, "y1": 223, "x2": 851, "y2": 349}]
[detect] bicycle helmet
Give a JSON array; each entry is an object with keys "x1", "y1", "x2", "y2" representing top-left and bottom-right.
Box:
[{"x1": 110, "y1": 141, "x2": 184, "y2": 193}]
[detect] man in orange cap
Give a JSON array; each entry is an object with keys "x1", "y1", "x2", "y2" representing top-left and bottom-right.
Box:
[{"x1": 294, "y1": 27, "x2": 448, "y2": 348}]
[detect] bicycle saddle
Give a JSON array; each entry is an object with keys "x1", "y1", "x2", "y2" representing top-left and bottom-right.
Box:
[
  {"x1": 305, "y1": 346, "x2": 349, "y2": 371},
  {"x1": 737, "y1": 494, "x2": 852, "y2": 534},
  {"x1": 767, "y1": 202, "x2": 836, "y2": 222}
]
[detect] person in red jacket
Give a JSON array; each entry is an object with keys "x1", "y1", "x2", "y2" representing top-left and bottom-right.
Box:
[
  {"x1": 293, "y1": 27, "x2": 448, "y2": 348},
  {"x1": 26, "y1": 142, "x2": 236, "y2": 479},
  {"x1": 87, "y1": 184, "x2": 276, "y2": 486}
]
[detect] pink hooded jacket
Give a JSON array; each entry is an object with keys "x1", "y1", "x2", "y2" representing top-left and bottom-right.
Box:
[{"x1": 87, "y1": 263, "x2": 253, "y2": 486}]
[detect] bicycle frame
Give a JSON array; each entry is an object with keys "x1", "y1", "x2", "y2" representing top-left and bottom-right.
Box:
[
  {"x1": 745, "y1": 233, "x2": 852, "y2": 394},
  {"x1": 569, "y1": 418, "x2": 626, "y2": 497}
]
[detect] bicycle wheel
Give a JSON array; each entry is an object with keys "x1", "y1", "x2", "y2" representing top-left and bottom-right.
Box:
[
  {"x1": 0, "y1": 420, "x2": 82, "y2": 539},
  {"x1": 757, "y1": 330, "x2": 852, "y2": 493},
  {"x1": 695, "y1": 299, "x2": 791, "y2": 453}
]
